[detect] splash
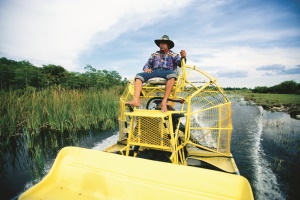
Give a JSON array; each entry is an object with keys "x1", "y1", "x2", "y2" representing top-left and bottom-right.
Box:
[
  {"x1": 251, "y1": 106, "x2": 284, "y2": 200},
  {"x1": 92, "y1": 132, "x2": 119, "y2": 151}
]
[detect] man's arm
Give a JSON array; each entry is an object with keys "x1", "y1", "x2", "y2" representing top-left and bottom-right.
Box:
[
  {"x1": 176, "y1": 50, "x2": 187, "y2": 67},
  {"x1": 143, "y1": 54, "x2": 155, "y2": 73}
]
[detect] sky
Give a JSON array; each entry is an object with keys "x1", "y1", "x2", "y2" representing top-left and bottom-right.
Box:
[{"x1": 0, "y1": 0, "x2": 299, "y2": 88}]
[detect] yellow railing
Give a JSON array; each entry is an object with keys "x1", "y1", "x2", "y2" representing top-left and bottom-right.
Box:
[{"x1": 118, "y1": 58, "x2": 233, "y2": 166}]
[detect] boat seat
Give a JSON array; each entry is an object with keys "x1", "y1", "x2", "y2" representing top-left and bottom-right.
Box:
[
  {"x1": 145, "y1": 77, "x2": 167, "y2": 85},
  {"x1": 145, "y1": 68, "x2": 182, "y2": 85}
]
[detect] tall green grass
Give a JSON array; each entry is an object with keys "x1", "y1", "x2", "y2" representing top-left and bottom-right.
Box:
[{"x1": 0, "y1": 87, "x2": 122, "y2": 149}]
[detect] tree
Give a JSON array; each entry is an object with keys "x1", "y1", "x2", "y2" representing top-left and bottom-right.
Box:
[
  {"x1": 42, "y1": 65, "x2": 66, "y2": 88},
  {"x1": 84, "y1": 65, "x2": 97, "y2": 88},
  {"x1": 0, "y1": 57, "x2": 128, "y2": 91},
  {"x1": 252, "y1": 80, "x2": 299, "y2": 94},
  {"x1": 252, "y1": 86, "x2": 269, "y2": 93},
  {"x1": 0, "y1": 57, "x2": 17, "y2": 90},
  {"x1": 269, "y1": 80, "x2": 298, "y2": 94}
]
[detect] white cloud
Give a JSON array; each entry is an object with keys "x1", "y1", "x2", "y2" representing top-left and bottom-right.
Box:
[
  {"x1": 188, "y1": 46, "x2": 299, "y2": 69},
  {"x1": 0, "y1": 0, "x2": 190, "y2": 70},
  {"x1": 184, "y1": 46, "x2": 300, "y2": 87},
  {"x1": 0, "y1": 0, "x2": 299, "y2": 88}
]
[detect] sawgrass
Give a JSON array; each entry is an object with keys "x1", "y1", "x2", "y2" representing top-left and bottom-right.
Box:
[{"x1": 0, "y1": 87, "x2": 121, "y2": 149}]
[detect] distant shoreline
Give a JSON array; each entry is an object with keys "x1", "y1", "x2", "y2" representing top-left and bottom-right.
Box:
[{"x1": 228, "y1": 91, "x2": 300, "y2": 119}]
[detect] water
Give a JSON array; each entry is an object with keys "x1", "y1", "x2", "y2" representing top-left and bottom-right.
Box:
[
  {"x1": 231, "y1": 97, "x2": 300, "y2": 200},
  {"x1": 232, "y1": 101, "x2": 281, "y2": 199},
  {"x1": 1, "y1": 100, "x2": 299, "y2": 200},
  {"x1": 0, "y1": 129, "x2": 119, "y2": 200}
]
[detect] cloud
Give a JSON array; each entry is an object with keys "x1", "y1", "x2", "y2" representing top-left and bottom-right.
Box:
[
  {"x1": 256, "y1": 64, "x2": 286, "y2": 71},
  {"x1": 0, "y1": 0, "x2": 190, "y2": 70},
  {"x1": 256, "y1": 64, "x2": 300, "y2": 76},
  {"x1": 216, "y1": 70, "x2": 248, "y2": 78},
  {"x1": 281, "y1": 65, "x2": 300, "y2": 74},
  {"x1": 0, "y1": 0, "x2": 299, "y2": 88}
]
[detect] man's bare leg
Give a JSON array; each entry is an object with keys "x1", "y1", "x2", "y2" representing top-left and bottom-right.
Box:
[
  {"x1": 161, "y1": 78, "x2": 175, "y2": 112},
  {"x1": 125, "y1": 79, "x2": 142, "y2": 107}
]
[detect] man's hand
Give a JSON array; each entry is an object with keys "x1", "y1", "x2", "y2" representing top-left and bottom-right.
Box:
[
  {"x1": 144, "y1": 68, "x2": 153, "y2": 73},
  {"x1": 180, "y1": 50, "x2": 186, "y2": 58}
]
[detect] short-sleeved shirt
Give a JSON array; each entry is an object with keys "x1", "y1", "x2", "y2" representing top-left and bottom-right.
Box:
[{"x1": 143, "y1": 50, "x2": 182, "y2": 71}]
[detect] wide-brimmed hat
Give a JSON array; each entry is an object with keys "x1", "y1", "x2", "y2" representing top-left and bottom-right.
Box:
[{"x1": 154, "y1": 35, "x2": 174, "y2": 49}]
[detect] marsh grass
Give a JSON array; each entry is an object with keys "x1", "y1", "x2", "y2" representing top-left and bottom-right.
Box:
[
  {"x1": 0, "y1": 87, "x2": 122, "y2": 150},
  {"x1": 241, "y1": 93, "x2": 300, "y2": 107},
  {"x1": 0, "y1": 86, "x2": 122, "y2": 179},
  {"x1": 227, "y1": 90, "x2": 300, "y2": 106},
  {"x1": 244, "y1": 93, "x2": 300, "y2": 106}
]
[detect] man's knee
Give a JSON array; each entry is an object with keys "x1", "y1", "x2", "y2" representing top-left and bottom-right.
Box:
[
  {"x1": 166, "y1": 73, "x2": 177, "y2": 80},
  {"x1": 135, "y1": 75, "x2": 145, "y2": 83}
]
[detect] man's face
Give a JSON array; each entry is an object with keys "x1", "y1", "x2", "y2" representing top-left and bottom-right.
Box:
[{"x1": 159, "y1": 41, "x2": 169, "y2": 51}]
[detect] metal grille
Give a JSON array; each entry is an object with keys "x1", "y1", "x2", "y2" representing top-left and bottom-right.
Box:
[
  {"x1": 130, "y1": 117, "x2": 171, "y2": 148},
  {"x1": 119, "y1": 65, "x2": 233, "y2": 156},
  {"x1": 185, "y1": 77, "x2": 232, "y2": 154}
]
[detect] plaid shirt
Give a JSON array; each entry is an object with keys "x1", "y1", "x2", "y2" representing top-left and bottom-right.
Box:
[{"x1": 143, "y1": 50, "x2": 182, "y2": 71}]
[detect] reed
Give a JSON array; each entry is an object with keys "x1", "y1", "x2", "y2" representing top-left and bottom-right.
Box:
[{"x1": 0, "y1": 87, "x2": 122, "y2": 149}]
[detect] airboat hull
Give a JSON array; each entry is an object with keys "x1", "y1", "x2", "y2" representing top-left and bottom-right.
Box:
[
  {"x1": 20, "y1": 60, "x2": 254, "y2": 199},
  {"x1": 19, "y1": 146, "x2": 253, "y2": 200}
]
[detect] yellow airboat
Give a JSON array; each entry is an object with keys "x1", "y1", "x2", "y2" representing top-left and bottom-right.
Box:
[{"x1": 19, "y1": 60, "x2": 254, "y2": 199}]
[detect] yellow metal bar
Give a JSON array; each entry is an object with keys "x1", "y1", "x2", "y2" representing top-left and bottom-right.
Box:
[
  {"x1": 186, "y1": 141, "x2": 230, "y2": 156},
  {"x1": 138, "y1": 117, "x2": 141, "y2": 144},
  {"x1": 127, "y1": 142, "x2": 170, "y2": 150},
  {"x1": 125, "y1": 116, "x2": 134, "y2": 156},
  {"x1": 227, "y1": 102, "x2": 232, "y2": 153},
  {"x1": 217, "y1": 105, "x2": 221, "y2": 152}
]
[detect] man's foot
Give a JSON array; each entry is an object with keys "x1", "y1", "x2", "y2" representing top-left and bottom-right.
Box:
[
  {"x1": 125, "y1": 99, "x2": 141, "y2": 107},
  {"x1": 161, "y1": 100, "x2": 167, "y2": 112}
]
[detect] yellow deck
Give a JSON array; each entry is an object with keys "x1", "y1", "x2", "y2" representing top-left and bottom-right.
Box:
[{"x1": 19, "y1": 147, "x2": 253, "y2": 200}]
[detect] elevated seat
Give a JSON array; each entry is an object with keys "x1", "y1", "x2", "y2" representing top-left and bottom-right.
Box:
[
  {"x1": 145, "y1": 67, "x2": 182, "y2": 85},
  {"x1": 145, "y1": 77, "x2": 167, "y2": 85}
]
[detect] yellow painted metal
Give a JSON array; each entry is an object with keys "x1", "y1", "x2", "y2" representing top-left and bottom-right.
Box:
[
  {"x1": 19, "y1": 147, "x2": 254, "y2": 200},
  {"x1": 20, "y1": 59, "x2": 255, "y2": 199},
  {"x1": 116, "y1": 58, "x2": 239, "y2": 172},
  {"x1": 124, "y1": 110, "x2": 174, "y2": 153}
]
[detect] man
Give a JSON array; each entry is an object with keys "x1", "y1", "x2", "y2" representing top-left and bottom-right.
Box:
[{"x1": 126, "y1": 35, "x2": 187, "y2": 112}]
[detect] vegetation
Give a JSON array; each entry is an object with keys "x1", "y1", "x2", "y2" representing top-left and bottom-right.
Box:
[
  {"x1": 225, "y1": 80, "x2": 300, "y2": 95},
  {"x1": 243, "y1": 93, "x2": 300, "y2": 106},
  {"x1": 1, "y1": 88, "x2": 120, "y2": 133},
  {"x1": 225, "y1": 80, "x2": 300, "y2": 116},
  {"x1": 0, "y1": 57, "x2": 128, "y2": 91},
  {"x1": 0, "y1": 57, "x2": 127, "y2": 158},
  {"x1": 252, "y1": 80, "x2": 300, "y2": 94}
]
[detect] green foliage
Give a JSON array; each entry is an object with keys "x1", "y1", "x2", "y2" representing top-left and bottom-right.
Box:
[
  {"x1": 224, "y1": 87, "x2": 250, "y2": 91},
  {"x1": 253, "y1": 80, "x2": 299, "y2": 94},
  {"x1": 0, "y1": 87, "x2": 122, "y2": 140},
  {"x1": 0, "y1": 57, "x2": 127, "y2": 153},
  {"x1": 244, "y1": 93, "x2": 300, "y2": 105},
  {"x1": 0, "y1": 57, "x2": 45, "y2": 90},
  {"x1": 42, "y1": 64, "x2": 66, "y2": 86},
  {"x1": 0, "y1": 57, "x2": 128, "y2": 91}
]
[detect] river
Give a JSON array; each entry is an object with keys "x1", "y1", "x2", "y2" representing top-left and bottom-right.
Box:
[
  {"x1": 231, "y1": 97, "x2": 300, "y2": 200},
  {"x1": 0, "y1": 98, "x2": 299, "y2": 200}
]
